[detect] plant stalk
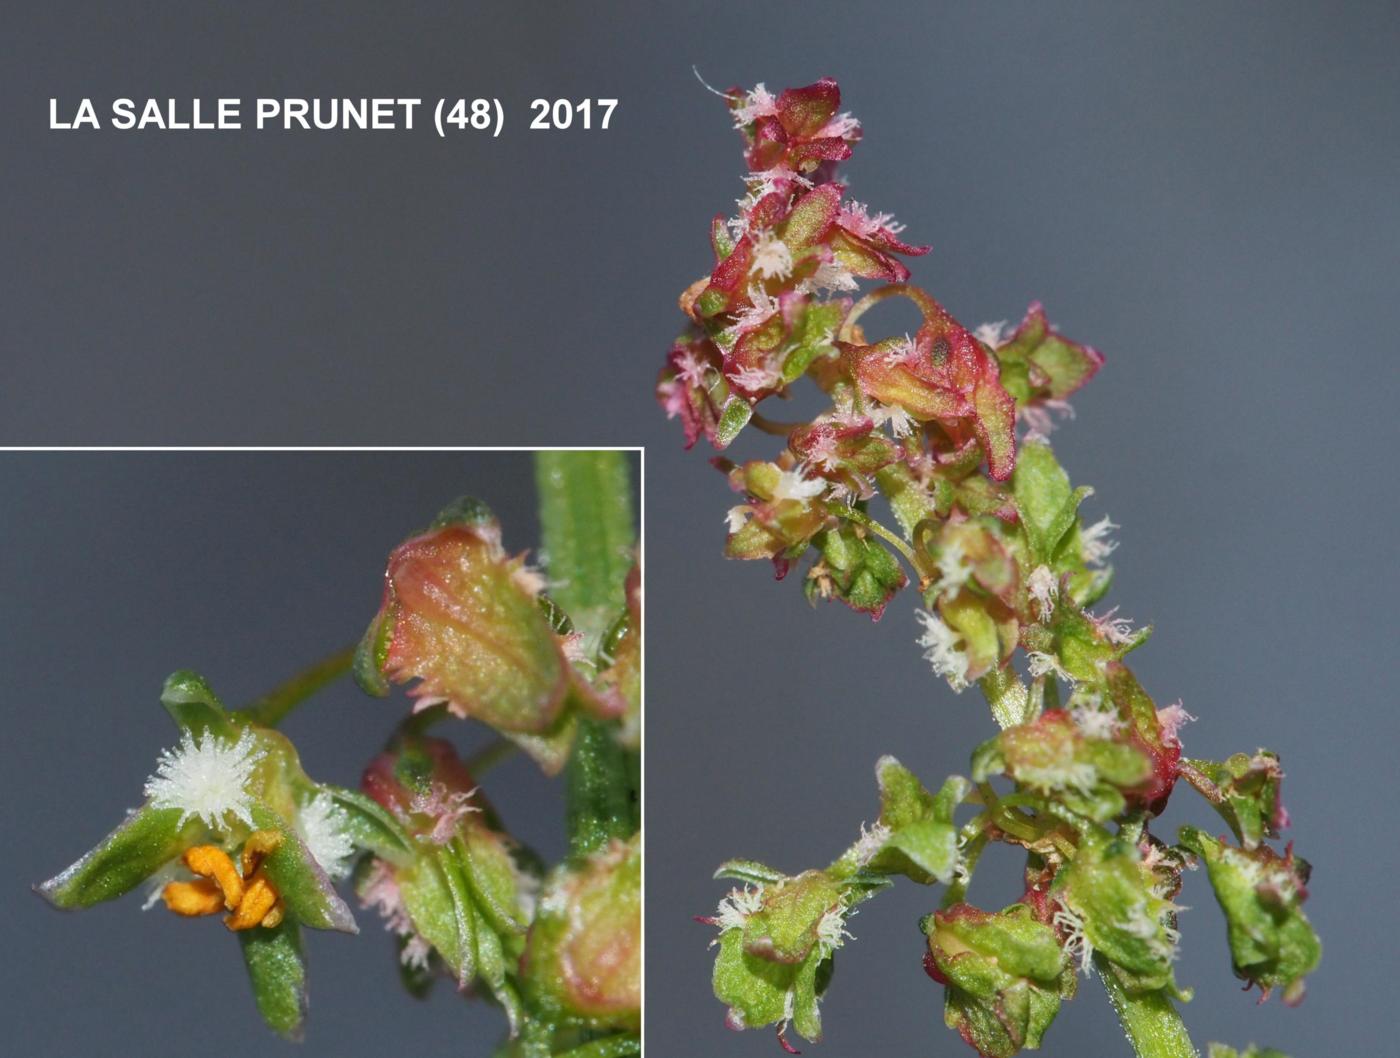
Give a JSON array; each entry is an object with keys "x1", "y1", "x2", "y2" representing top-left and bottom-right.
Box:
[
  {"x1": 533, "y1": 451, "x2": 639, "y2": 859},
  {"x1": 245, "y1": 644, "x2": 356, "y2": 728},
  {"x1": 1096, "y1": 956, "x2": 1199, "y2": 1058}
]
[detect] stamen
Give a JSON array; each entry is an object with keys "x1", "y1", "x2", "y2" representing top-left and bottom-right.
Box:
[{"x1": 158, "y1": 830, "x2": 288, "y2": 931}]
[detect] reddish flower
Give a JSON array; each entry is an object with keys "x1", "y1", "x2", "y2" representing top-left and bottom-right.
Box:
[
  {"x1": 730, "y1": 78, "x2": 862, "y2": 176},
  {"x1": 843, "y1": 286, "x2": 1017, "y2": 480}
]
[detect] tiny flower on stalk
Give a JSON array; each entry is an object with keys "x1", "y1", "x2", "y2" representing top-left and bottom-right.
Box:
[
  {"x1": 355, "y1": 734, "x2": 538, "y2": 1023},
  {"x1": 355, "y1": 497, "x2": 627, "y2": 775},
  {"x1": 36, "y1": 671, "x2": 359, "y2": 1038}
]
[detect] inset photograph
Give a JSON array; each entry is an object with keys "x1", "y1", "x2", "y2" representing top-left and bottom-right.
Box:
[{"x1": 9, "y1": 449, "x2": 639, "y2": 1056}]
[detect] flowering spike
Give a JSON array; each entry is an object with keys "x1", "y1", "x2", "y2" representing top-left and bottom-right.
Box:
[{"x1": 669, "y1": 77, "x2": 1318, "y2": 1058}]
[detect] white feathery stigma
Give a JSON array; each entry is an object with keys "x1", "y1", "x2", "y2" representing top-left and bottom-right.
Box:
[
  {"x1": 1026, "y1": 651, "x2": 1074, "y2": 685},
  {"x1": 714, "y1": 885, "x2": 765, "y2": 933},
  {"x1": 973, "y1": 320, "x2": 1008, "y2": 348},
  {"x1": 144, "y1": 727, "x2": 264, "y2": 833},
  {"x1": 296, "y1": 791, "x2": 356, "y2": 880},
  {"x1": 1081, "y1": 515, "x2": 1119, "y2": 567},
  {"x1": 772, "y1": 466, "x2": 826, "y2": 503},
  {"x1": 751, "y1": 229, "x2": 793, "y2": 280},
  {"x1": 1027, "y1": 564, "x2": 1059, "y2": 622},
  {"x1": 916, "y1": 610, "x2": 969, "y2": 692}
]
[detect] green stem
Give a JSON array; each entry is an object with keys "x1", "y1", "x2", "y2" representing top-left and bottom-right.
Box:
[
  {"x1": 533, "y1": 451, "x2": 639, "y2": 859},
  {"x1": 463, "y1": 736, "x2": 518, "y2": 777},
  {"x1": 841, "y1": 507, "x2": 926, "y2": 576},
  {"x1": 1096, "y1": 956, "x2": 1199, "y2": 1058},
  {"x1": 245, "y1": 645, "x2": 355, "y2": 728}
]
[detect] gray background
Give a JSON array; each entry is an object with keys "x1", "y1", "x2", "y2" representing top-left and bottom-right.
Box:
[
  {"x1": 4, "y1": 1, "x2": 1399, "y2": 1056},
  {"x1": 0, "y1": 451, "x2": 637, "y2": 1055}
]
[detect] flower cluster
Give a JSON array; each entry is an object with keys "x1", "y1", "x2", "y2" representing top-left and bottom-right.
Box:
[
  {"x1": 667, "y1": 80, "x2": 1318, "y2": 1057},
  {"x1": 657, "y1": 79, "x2": 1102, "y2": 621},
  {"x1": 38, "y1": 476, "x2": 640, "y2": 1053}
]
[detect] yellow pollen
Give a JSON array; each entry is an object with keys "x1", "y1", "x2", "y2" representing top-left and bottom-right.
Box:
[{"x1": 160, "y1": 829, "x2": 287, "y2": 932}]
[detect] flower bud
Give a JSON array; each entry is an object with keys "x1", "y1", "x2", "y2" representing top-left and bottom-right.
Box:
[
  {"x1": 357, "y1": 735, "x2": 536, "y2": 1023},
  {"x1": 974, "y1": 710, "x2": 1152, "y2": 823},
  {"x1": 1179, "y1": 827, "x2": 1320, "y2": 1004},
  {"x1": 356, "y1": 499, "x2": 568, "y2": 735},
  {"x1": 1181, "y1": 751, "x2": 1287, "y2": 850},
  {"x1": 922, "y1": 902, "x2": 1069, "y2": 1058},
  {"x1": 1053, "y1": 838, "x2": 1184, "y2": 995},
  {"x1": 990, "y1": 302, "x2": 1104, "y2": 410},
  {"x1": 521, "y1": 833, "x2": 640, "y2": 1032},
  {"x1": 843, "y1": 286, "x2": 1016, "y2": 481}
]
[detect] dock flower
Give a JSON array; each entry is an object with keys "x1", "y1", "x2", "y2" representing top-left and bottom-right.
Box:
[
  {"x1": 355, "y1": 497, "x2": 625, "y2": 775},
  {"x1": 36, "y1": 671, "x2": 360, "y2": 1038},
  {"x1": 520, "y1": 833, "x2": 641, "y2": 1033},
  {"x1": 356, "y1": 735, "x2": 538, "y2": 1028}
]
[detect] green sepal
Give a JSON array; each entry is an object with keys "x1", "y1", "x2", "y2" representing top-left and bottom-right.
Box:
[
  {"x1": 712, "y1": 927, "x2": 812, "y2": 1032},
  {"x1": 876, "y1": 463, "x2": 938, "y2": 539},
  {"x1": 993, "y1": 308, "x2": 1103, "y2": 401},
  {"x1": 1179, "y1": 827, "x2": 1320, "y2": 1003},
  {"x1": 782, "y1": 302, "x2": 843, "y2": 383},
  {"x1": 36, "y1": 804, "x2": 192, "y2": 909},
  {"x1": 1183, "y1": 752, "x2": 1286, "y2": 849},
  {"x1": 979, "y1": 668, "x2": 1032, "y2": 729},
  {"x1": 457, "y1": 826, "x2": 531, "y2": 936},
  {"x1": 711, "y1": 215, "x2": 736, "y2": 261},
  {"x1": 924, "y1": 902, "x2": 1067, "y2": 1058},
  {"x1": 323, "y1": 785, "x2": 413, "y2": 864},
  {"x1": 1012, "y1": 442, "x2": 1092, "y2": 566},
  {"x1": 714, "y1": 397, "x2": 752, "y2": 448},
  {"x1": 239, "y1": 918, "x2": 308, "y2": 1040},
  {"x1": 1056, "y1": 838, "x2": 1182, "y2": 994},
  {"x1": 938, "y1": 589, "x2": 1019, "y2": 680},
  {"x1": 1052, "y1": 608, "x2": 1151, "y2": 682},
  {"x1": 247, "y1": 803, "x2": 357, "y2": 933},
  {"x1": 807, "y1": 521, "x2": 906, "y2": 618},
  {"x1": 161, "y1": 669, "x2": 237, "y2": 738},
  {"x1": 862, "y1": 756, "x2": 965, "y2": 884},
  {"x1": 397, "y1": 851, "x2": 475, "y2": 984},
  {"x1": 353, "y1": 603, "x2": 394, "y2": 697},
  {"x1": 1066, "y1": 566, "x2": 1114, "y2": 608}
]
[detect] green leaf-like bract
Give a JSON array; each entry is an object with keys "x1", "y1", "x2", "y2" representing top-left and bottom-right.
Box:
[
  {"x1": 36, "y1": 805, "x2": 190, "y2": 909},
  {"x1": 239, "y1": 919, "x2": 308, "y2": 1039}
]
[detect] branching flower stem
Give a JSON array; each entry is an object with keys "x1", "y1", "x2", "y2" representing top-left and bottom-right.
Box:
[{"x1": 245, "y1": 644, "x2": 356, "y2": 728}]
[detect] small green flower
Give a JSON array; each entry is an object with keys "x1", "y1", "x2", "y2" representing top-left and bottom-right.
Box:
[
  {"x1": 922, "y1": 902, "x2": 1071, "y2": 1058},
  {"x1": 36, "y1": 671, "x2": 360, "y2": 1038},
  {"x1": 1180, "y1": 827, "x2": 1320, "y2": 1004}
]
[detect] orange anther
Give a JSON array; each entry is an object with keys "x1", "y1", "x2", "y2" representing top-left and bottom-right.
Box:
[
  {"x1": 161, "y1": 878, "x2": 225, "y2": 917},
  {"x1": 164, "y1": 831, "x2": 287, "y2": 932},
  {"x1": 182, "y1": 845, "x2": 244, "y2": 910},
  {"x1": 240, "y1": 829, "x2": 284, "y2": 877},
  {"x1": 225, "y1": 872, "x2": 281, "y2": 932}
]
